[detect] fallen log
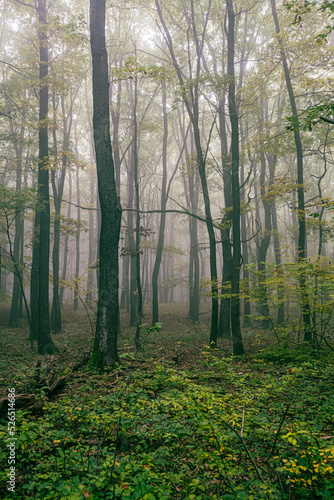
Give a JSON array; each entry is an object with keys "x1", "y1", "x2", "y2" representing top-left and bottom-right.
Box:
[
  {"x1": 0, "y1": 354, "x2": 92, "y2": 416},
  {"x1": 0, "y1": 394, "x2": 37, "y2": 417}
]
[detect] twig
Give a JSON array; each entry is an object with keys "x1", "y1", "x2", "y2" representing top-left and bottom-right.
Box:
[
  {"x1": 265, "y1": 405, "x2": 290, "y2": 464},
  {"x1": 221, "y1": 419, "x2": 265, "y2": 483},
  {"x1": 240, "y1": 409, "x2": 245, "y2": 438},
  {"x1": 208, "y1": 421, "x2": 238, "y2": 498},
  {"x1": 177, "y1": 326, "x2": 200, "y2": 340},
  {"x1": 313, "y1": 332, "x2": 334, "y2": 351},
  {"x1": 78, "y1": 293, "x2": 95, "y2": 336}
]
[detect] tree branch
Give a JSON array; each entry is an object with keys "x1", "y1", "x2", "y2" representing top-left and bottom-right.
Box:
[
  {"x1": 14, "y1": 0, "x2": 35, "y2": 11},
  {"x1": 320, "y1": 116, "x2": 334, "y2": 125}
]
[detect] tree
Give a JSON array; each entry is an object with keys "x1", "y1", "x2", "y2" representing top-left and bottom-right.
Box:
[
  {"x1": 155, "y1": 0, "x2": 219, "y2": 347},
  {"x1": 50, "y1": 92, "x2": 72, "y2": 332},
  {"x1": 271, "y1": 0, "x2": 312, "y2": 342},
  {"x1": 226, "y1": 0, "x2": 244, "y2": 355},
  {"x1": 8, "y1": 105, "x2": 26, "y2": 327},
  {"x1": 26, "y1": 0, "x2": 58, "y2": 354},
  {"x1": 152, "y1": 81, "x2": 168, "y2": 326},
  {"x1": 89, "y1": 0, "x2": 122, "y2": 368}
]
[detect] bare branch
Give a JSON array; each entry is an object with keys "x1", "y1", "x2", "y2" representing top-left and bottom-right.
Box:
[
  {"x1": 320, "y1": 116, "x2": 334, "y2": 125},
  {"x1": 14, "y1": 0, "x2": 35, "y2": 11}
]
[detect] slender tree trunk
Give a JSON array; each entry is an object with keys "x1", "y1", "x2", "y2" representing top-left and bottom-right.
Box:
[
  {"x1": 18, "y1": 214, "x2": 25, "y2": 318},
  {"x1": 257, "y1": 106, "x2": 272, "y2": 330},
  {"x1": 127, "y1": 144, "x2": 137, "y2": 326},
  {"x1": 51, "y1": 93, "x2": 69, "y2": 332},
  {"x1": 111, "y1": 77, "x2": 122, "y2": 195},
  {"x1": 226, "y1": 0, "x2": 244, "y2": 355},
  {"x1": 89, "y1": 0, "x2": 122, "y2": 368},
  {"x1": 74, "y1": 162, "x2": 80, "y2": 311},
  {"x1": 240, "y1": 161, "x2": 251, "y2": 326},
  {"x1": 218, "y1": 97, "x2": 232, "y2": 338},
  {"x1": 9, "y1": 113, "x2": 25, "y2": 327},
  {"x1": 156, "y1": 0, "x2": 218, "y2": 346},
  {"x1": 120, "y1": 232, "x2": 130, "y2": 311},
  {"x1": 179, "y1": 112, "x2": 200, "y2": 323},
  {"x1": 96, "y1": 193, "x2": 101, "y2": 291},
  {"x1": 271, "y1": 198, "x2": 285, "y2": 324},
  {"x1": 269, "y1": 155, "x2": 285, "y2": 325},
  {"x1": 29, "y1": 0, "x2": 56, "y2": 354},
  {"x1": 60, "y1": 170, "x2": 71, "y2": 306},
  {"x1": 152, "y1": 81, "x2": 168, "y2": 325},
  {"x1": 30, "y1": 210, "x2": 39, "y2": 342},
  {"x1": 188, "y1": 216, "x2": 200, "y2": 322},
  {"x1": 188, "y1": 136, "x2": 200, "y2": 323},
  {"x1": 270, "y1": 0, "x2": 311, "y2": 341},
  {"x1": 169, "y1": 222, "x2": 175, "y2": 303},
  {"x1": 133, "y1": 76, "x2": 143, "y2": 349},
  {"x1": 86, "y1": 170, "x2": 96, "y2": 306}
]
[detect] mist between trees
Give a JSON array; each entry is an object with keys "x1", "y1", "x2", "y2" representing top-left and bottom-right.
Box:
[{"x1": 1, "y1": 0, "x2": 334, "y2": 364}]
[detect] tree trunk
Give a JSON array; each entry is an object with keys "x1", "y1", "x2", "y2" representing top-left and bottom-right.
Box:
[
  {"x1": 240, "y1": 162, "x2": 251, "y2": 326},
  {"x1": 127, "y1": 136, "x2": 137, "y2": 326},
  {"x1": 74, "y1": 161, "x2": 80, "y2": 311},
  {"x1": 89, "y1": 0, "x2": 122, "y2": 368},
  {"x1": 226, "y1": 0, "x2": 244, "y2": 355},
  {"x1": 156, "y1": 0, "x2": 218, "y2": 347},
  {"x1": 152, "y1": 82, "x2": 168, "y2": 325},
  {"x1": 60, "y1": 170, "x2": 71, "y2": 306},
  {"x1": 120, "y1": 232, "x2": 130, "y2": 311},
  {"x1": 86, "y1": 170, "x2": 96, "y2": 307},
  {"x1": 133, "y1": 76, "x2": 143, "y2": 349},
  {"x1": 179, "y1": 112, "x2": 200, "y2": 323},
  {"x1": 9, "y1": 112, "x2": 25, "y2": 327},
  {"x1": 51, "y1": 93, "x2": 69, "y2": 332},
  {"x1": 218, "y1": 97, "x2": 232, "y2": 338},
  {"x1": 32, "y1": 0, "x2": 57, "y2": 354},
  {"x1": 257, "y1": 106, "x2": 272, "y2": 330},
  {"x1": 111, "y1": 77, "x2": 122, "y2": 195},
  {"x1": 18, "y1": 214, "x2": 25, "y2": 318},
  {"x1": 272, "y1": 197, "x2": 285, "y2": 324},
  {"x1": 270, "y1": 0, "x2": 311, "y2": 342}
]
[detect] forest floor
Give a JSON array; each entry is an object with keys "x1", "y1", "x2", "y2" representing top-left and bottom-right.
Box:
[{"x1": 0, "y1": 303, "x2": 334, "y2": 499}]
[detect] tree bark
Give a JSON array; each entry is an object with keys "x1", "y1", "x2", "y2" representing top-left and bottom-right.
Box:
[
  {"x1": 257, "y1": 104, "x2": 272, "y2": 330},
  {"x1": 133, "y1": 76, "x2": 143, "y2": 349},
  {"x1": 218, "y1": 97, "x2": 233, "y2": 338},
  {"x1": 60, "y1": 169, "x2": 71, "y2": 306},
  {"x1": 240, "y1": 161, "x2": 251, "y2": 327},
  {"x1": 32, "y1": 0, "x2": 57, "y2": 354},
  {"x1": 9, "y1": 112, "x2": 25, "y2": 327},
  {"x1": 152, "y1": 81, "x2": 168, "y2": 325},
  {"x1": 226, "y1": 0, "x2": 244, "y2": 355},
  {"x1": 89, "y1": 0, "x2": 122, "y2": 368},
  {"x1": 86, "y1": 170, "x2": 96, "y2": 307},
  {"x1": 51, "y1": 93, "x2": 69, "y2": 332},
  {"x1": 74, "y1": 159, "x2": 80, "y2": 311}
]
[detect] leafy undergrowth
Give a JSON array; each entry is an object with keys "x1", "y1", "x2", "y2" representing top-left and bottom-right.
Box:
[{"x1": 0, "y1": 305, "x2": 334, "y2": 499}]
